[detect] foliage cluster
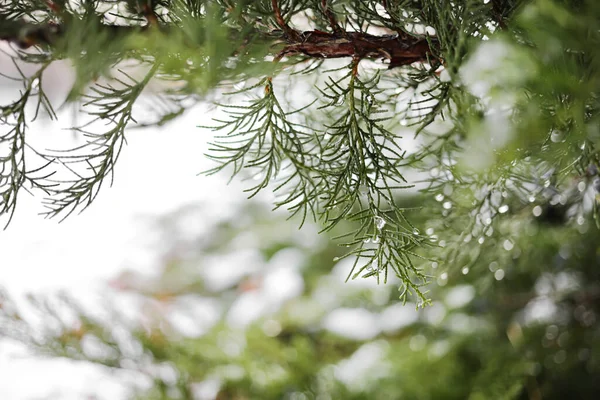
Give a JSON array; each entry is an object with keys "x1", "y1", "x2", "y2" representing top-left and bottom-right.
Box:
[
  {"x1": 1, "y1": 0, "x2": 600, "y2": 398},
  {"x1": 1, "y1": 0, "x2": 600, "y2": 299}
]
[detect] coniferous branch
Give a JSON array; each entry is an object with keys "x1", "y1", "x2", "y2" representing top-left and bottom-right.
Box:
[
  {"x1": 0, "y1": 0, "x2": 440, "y2": 68},
  {"x1": 0, "y1": 61, "x2": 57, "y2": 227},
  {"x1": 3, "y1": 0, "x2": 593, "y2": 304},
  {"x1": 203, "y1": 77, "x2": 322, "y2": 227},
  {"x1": 41, "y1": 63, "x2": 159, "y2": 220},
  {"x1": 316, "y1": 62, "x2": 408, "y2": 227},
  {"x1": 4, "y1": 5, "x2": 600, "y2": 397},
  {"x1": 203, "y1": 52, "x2": 434, "y2": 299},
  {"x1": 314, "y1": 60, "x2": 431, "y2": 301}
]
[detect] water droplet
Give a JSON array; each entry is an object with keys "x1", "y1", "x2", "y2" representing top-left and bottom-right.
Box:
[
  {"x1": 430, "y1": 168, "x2": 440, "y2": 177},
  {"x1": 461, "y1": 267, "x2": 469, "y2": 275},
  {"x1": 442, "y1": 201, "x2": 452, "y2": 210},
  {"x1": 578, "y1": 349, "x2": 590, "y2": 361},
  {"x1": 578, "y1": 181, "x2": 586, "y2": 192},
  {"x1": 400, "y1": 119, "x2": 408, "y2": 126},
  {"x1": 463, "y1": 234, "x2": 472, "y2": 243},
  {"x1": 528, "y1": 195, "x2": 536, "y2": 203},
  {"x1": 363, "y1": 238, "x2": 371, "y2": 243},
  {"x1": 374, "y1": 216, "x2": 386, "y2": 230},
  {"x1": 494, "y1": 269, "x2": 505, "y2": 280},
  {"x1": 478, "y1": 237, "x2": 485, "y2": 244},
  {"x1": 550, "y1": 131, "x2": 563, "y2": 143},
  {"x1": 489, "y1": 261, "x2": 498, "y2": 272},
  {"x1": 577, "y1": 216, "x2": 585, "y2": 225},
  {"x1": 558, "y1": 194, "x2": 567, "y2": 205},
  {"x1": 498, "y1": 205, "x2": 509, "y2": 214},
  {"x1": 435, "y1": 193, "x2": 444, "y2": 202},
  {"x1": 372, "y1": 236, "x2": 380, "y2": 243},
  {"x1": 554, "y1": 350, "x2": 567, "y2": 364},
  {"x1": 503, "y1": 239, "x2": 514, "y2": 251},
  {"x1": 559, "y1": 246, "x2": 570, "y2": 259},
  {"x1": 438, "y1": 272, "x2": 448, "y2": 286},
  {"x1": 532, "y1": 205, "x2": 543, "y2": 217},
  {"x1": 431, "y1": 261, "x2": 438, "y2": 269},
  {"x1": 426, "y1": 227, "x2": 434, "y2": 235},
  {"x1": 443, "y1": 184, "x2": 453, "y2": 196},
  {"x1": 543, "y1": 180, "x2": 551, "y2": 188},
  {"x1": 412, "y1": 228, "x2": 420, "y2": 235}
]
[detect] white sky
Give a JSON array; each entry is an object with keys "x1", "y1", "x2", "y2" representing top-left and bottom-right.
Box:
[{"x1": 0, "y1": 66, "x2": 233, "y2": 397}]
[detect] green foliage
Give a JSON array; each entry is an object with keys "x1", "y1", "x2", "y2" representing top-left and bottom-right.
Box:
[
  {"x1": 3, "y1": 1, "x2": 600, "y2": 397},
  {"x1": 1, "y1": 0, "x2": 600, "y2": 300},
  {"x1": 1, "y1": 195, "x2": 599, "y2": 399}
]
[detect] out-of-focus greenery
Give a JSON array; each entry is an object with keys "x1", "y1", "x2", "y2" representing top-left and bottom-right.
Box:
[
  {"x1": 1, "y1": 193, "x2": 599, "y2": 399},
  {"x1": 2, "y1": 0, "x2": 600, "y2": 398}
]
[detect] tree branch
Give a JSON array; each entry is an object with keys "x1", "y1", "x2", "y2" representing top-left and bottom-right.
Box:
[
  {"x1": 0, "y1": 16, "x2": 143, "y2": 49},
  {"x1": 0, "y1": 17, "x2": 437, "y2": 69},
  {"x1": 271, "y1": 0, "x2": 301, "y2": 42},
  {"x1": 278, "y1": 30, "x2": 438, "y2": 69},
  {"x1": 320, "y1": 0, "x2": 343, "y2": 35}
]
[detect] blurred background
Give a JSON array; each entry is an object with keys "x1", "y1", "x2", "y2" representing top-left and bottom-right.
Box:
[{"x1": 1, "y1": 36, "x2": 600, "y2": 400}]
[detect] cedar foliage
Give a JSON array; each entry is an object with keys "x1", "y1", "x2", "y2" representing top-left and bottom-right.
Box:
[
  {"x1": 1, "y1": 1, "x2": 600, "y2": 398},
  {"x1": 0, "y1": 0, "x2": 533, "y2": 301}
]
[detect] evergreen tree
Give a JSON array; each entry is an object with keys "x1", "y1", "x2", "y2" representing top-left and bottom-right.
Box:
[{"x1": 1, "y1": 1, "x2": 600, "y2": 398}]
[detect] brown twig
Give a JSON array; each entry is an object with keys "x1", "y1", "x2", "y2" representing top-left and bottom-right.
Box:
[
  {"x1": 278, "y1": 30, "x2": 437, "y2": 69},
  {"x1": 271, "y1": 0, "x2": 301, "y2": 42},
  {"x1": 270, "y1": 0, "x2": 437, "y2": 68},
  {"x1": 321, "y1": 0, "x2": 343, "y2": 35},
  {"x1": 490, "y1": 0, "x2": 508, "y2": 30},
  {"x1": 0, "y1": 17, "x2": 153, "y2": 49},
  {"x1": 142, "y1": 4, "x2": 159, "y2": 26},
  {"x1": 44, "y1": 0, "x2": 61, "y2": 13},
  {"x1": 351, "y1": 56, "x2": 360, "y2": 76},
  {"x1": 0, "y1": 15, "x2": 437, "y2": 69}
]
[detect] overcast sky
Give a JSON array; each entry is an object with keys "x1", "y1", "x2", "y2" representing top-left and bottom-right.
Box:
[{"x1": 0, "y1": 62, "x2": 232, "y2": 397}]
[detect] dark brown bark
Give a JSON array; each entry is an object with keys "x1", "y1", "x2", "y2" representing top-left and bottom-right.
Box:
[
  {"x1": 0, "y1": 18, "x2": 141, "y2": 49},
  {"x1": 278, "y1": 30, "x2": 437, "y2": 69},
  {"x1": 0, "y1": 17, "x2": 437, "y2": 69},
  {"x1": 270, "y1": 0, "x2": 437, "y2": 68}
]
